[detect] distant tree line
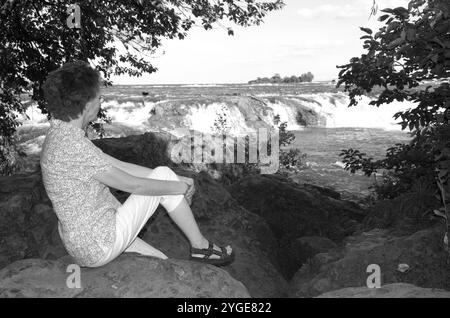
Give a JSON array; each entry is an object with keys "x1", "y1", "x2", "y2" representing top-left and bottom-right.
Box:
[{"x1": 248, "y1": 72, "x2": 314, "y2": 84}]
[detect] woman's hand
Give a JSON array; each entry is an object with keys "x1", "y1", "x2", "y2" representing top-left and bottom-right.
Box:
[
  {"x1": 178, "y1": 175, "x2": 196, "y2": 206},
  {"x1": 176, "y1": 180, "x2": 189, "y2": 195}
]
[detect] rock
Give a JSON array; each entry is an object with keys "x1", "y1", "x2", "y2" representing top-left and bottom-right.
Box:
[
  {"x1": 0, "y1": 172, "x2": 66, "y2": 269},
  {"x1": 302, "y1": 183, "x2": 341, "y2": 200},
  {"x1": 295, "y1": 106, "x2": 323, "y2": 127},
  {"x1": 283, "y1": 236, "x2": 337, "y2": 279},
  {"x1": 0, "y1": 254, "x2": 250, "y2": 298},
  {"x1": 228, "y1": 173, "x2": 364, "y2": 278},
  {"x1": 268, "y1": 96, "x2": 327, "y2": 127},
  {"x1": 92, "y1": 131, "x2": 175, "y2": 169},
  {"x1": 317, "y1": 283, "x2": 450, "y2": 298},
  {"x1": 229, "y1": 174, "x2": 364, "y2": 242},
  {"x1": 290, "y1": 225, "x2": 450, "y2": 297}
]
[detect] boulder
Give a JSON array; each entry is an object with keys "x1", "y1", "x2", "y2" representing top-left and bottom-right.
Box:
[
  {"x1": 317, "y1": 283, "x2": 450, "y2": 298},
  {"x1": 0, "y1": 172, "x2": 66, "y2": 269},
  {"x1": 228, "y1": 173, "x2": 365, "y2": 278},
  {"x1": 266, "y1": 96, "x2": 327, "y2": 127},
  {"x1": 283, "y1": 236, "x2": 337, "y2": 279},
  {"x1": 92, "y1": 131, "x2": 175, "y2": 169},
  {"x1": 0, "y1": 254, "x2": 250, "y2": 298},
  {"x1": 290, "y1": 225, "x2": 450, "y2": 297},
  {"x1": 228, "y1": 174, "x2": 365, "y2": 243}
]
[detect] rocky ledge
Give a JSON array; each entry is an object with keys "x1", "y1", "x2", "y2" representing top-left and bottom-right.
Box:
[
  {"x1": 317, "y1": 283, "x2": 450, "y2": 298},
  {"x1": 0, "y1": 254, "x2": 250, "y2": 298}
]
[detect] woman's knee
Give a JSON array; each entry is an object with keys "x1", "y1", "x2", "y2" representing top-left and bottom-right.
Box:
[{"x1": 151, "y1": 165, "x2": 178, "y2": 180}]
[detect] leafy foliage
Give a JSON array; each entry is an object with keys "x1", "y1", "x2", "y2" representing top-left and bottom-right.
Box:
[
  {"x1": 279, "y1": 148, "x2": 307, "y2": 173},
  {"x1": 273, "y1": 114, "x2": 306, "y2": 175},
  {"x1": 273, "y1": 114, "x2": 294, "y2": 146},
  {"x1": 337, "y1": 0, "x2": 450, "y2": 121},
  {"x1": 337, "y1": 0, "x2": 450, "y2": 255},
  {"x1": 214, "y1": 112, "x2": 307, "y2": 185},
  {"x1": 0, "y1": 136, "x2": 26, "y2": 175},
  {"x1": 211, "y1": 104, "x2": 231, "y2": 134}
]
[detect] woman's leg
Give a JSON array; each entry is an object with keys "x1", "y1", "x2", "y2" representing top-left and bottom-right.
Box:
[
  {"x1": 168, "y1": 197, "x2": 232, "y2": 258},
  {"x1": 91, "y1": 166, "x2": 184, "y2": 266},
  {"x1": 93, "y1": 165, "x2": 231, "y2": 267},
  {"x1": 125, "y1": 237, "x2": 168, "y2": 259},
  {"x1": 131, "y1": 166, "x2": 232, "y2": 259}
]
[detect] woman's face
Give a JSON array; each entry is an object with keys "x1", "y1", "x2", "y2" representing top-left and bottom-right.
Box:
[{"x1": 84, "y1": 89, "x2": 103, "y2": 124}]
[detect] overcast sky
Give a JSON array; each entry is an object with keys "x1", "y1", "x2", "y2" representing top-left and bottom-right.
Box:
[{"x1": 111, "y1": 0, "x2": 410, "y2": 85}]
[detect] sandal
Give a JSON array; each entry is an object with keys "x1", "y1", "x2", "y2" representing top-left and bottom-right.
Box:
[{"x1": 189, "y1": 241, "x2": 235, "y2": 267}]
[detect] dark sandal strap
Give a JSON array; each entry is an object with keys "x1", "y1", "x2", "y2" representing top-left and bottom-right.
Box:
[
  {"x1": 220, "y1": 246, "x2": 227, "y2": 257},
  {"x1": 191, "y1": 242, "x2": 214, "y2": 258},
  {"x1": 204, "y1": 241, "x2": 214, "y2": 259},
  {"x1": 191, "y1": 241, "x2": 229, "y2": 260}
]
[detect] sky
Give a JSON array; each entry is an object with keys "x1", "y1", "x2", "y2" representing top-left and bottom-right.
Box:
[{"x1": 110, "y1": 0, "x2": 410, "y2": 85}]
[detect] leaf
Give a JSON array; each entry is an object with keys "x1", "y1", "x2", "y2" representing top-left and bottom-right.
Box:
[
  {"x1": 388, "y1": 37, "x2": 405, "y2": 49},
  {"x1": 360, "y1": 27, "x2": 372, "y2": 35},
  {"x1": 406, "y1": 28, "x2": 416, "y2": 41},
  {"x1": 381, "y1": 8, "x2": 395, "y2": 14},
  {"x1": 387, "y1": 21, "x2": 401, "y2": 33},
  {"x1": 379, "y1": 14, "x2": 390, "y2": 22}
]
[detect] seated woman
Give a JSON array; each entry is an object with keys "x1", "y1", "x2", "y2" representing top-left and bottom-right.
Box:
[{"x1": 39, "y1": 61, "x2": 234, "y2": 268}]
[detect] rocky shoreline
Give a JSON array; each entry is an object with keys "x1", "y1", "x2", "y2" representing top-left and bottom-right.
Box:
[{"x1": 0, "y1": 131, "x2": 449, "y2": 298}]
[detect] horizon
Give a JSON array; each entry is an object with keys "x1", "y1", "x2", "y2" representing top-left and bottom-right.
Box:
[{"x1": 109, "y1": 80, "x2": 336, "y2": 86}]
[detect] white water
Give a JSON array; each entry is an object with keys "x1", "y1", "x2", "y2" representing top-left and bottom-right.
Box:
[
  {"x1": 103, "y1": 100, "x2": 156, "y2": 129},
  {"x1": 264, "y1": 101, "x2": 304, "y2": 131},
  {"x1": 184, "y1": 102, "x2": 256, "y2": 136},
  {"x1": 287, "y1": 92, "x2": 414, "y2": 130},
  {"x1": 14, "y1": 91, "x2": 415, "y2": 136}
]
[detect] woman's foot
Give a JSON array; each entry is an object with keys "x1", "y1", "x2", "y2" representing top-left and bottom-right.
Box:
[{"x1": 190, "y1": 238, "x2": 234, "y2": 266}]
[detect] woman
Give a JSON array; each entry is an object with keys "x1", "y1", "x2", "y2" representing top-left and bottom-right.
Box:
[{"x1": 39, "y1": 61, "x2": 234, "y2": 268}]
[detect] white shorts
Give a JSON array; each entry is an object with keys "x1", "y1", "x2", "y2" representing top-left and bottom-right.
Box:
[{"x1": 90, "y1": 165, "x2": 184, "y2": 267}]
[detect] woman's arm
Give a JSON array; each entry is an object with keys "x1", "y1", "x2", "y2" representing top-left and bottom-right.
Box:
[
  {"x1": 101, "y1": 151, "x2": 191, "y2": 194},
  {"x1": 103, "y1": 152, "x2": 154, "y2": 177},
  {"x1": 93, "y1": 165, "x2": 188, "y2": 196}
]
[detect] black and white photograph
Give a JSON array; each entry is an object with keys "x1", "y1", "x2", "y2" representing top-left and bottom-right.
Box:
[{"x1": 0, "y1": 0, "x2": 450, "y2": 302}]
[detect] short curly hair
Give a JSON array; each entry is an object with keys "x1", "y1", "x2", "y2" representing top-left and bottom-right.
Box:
[{"x1": 42, "y1": 61, "x2": 101, "y2": 122}]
